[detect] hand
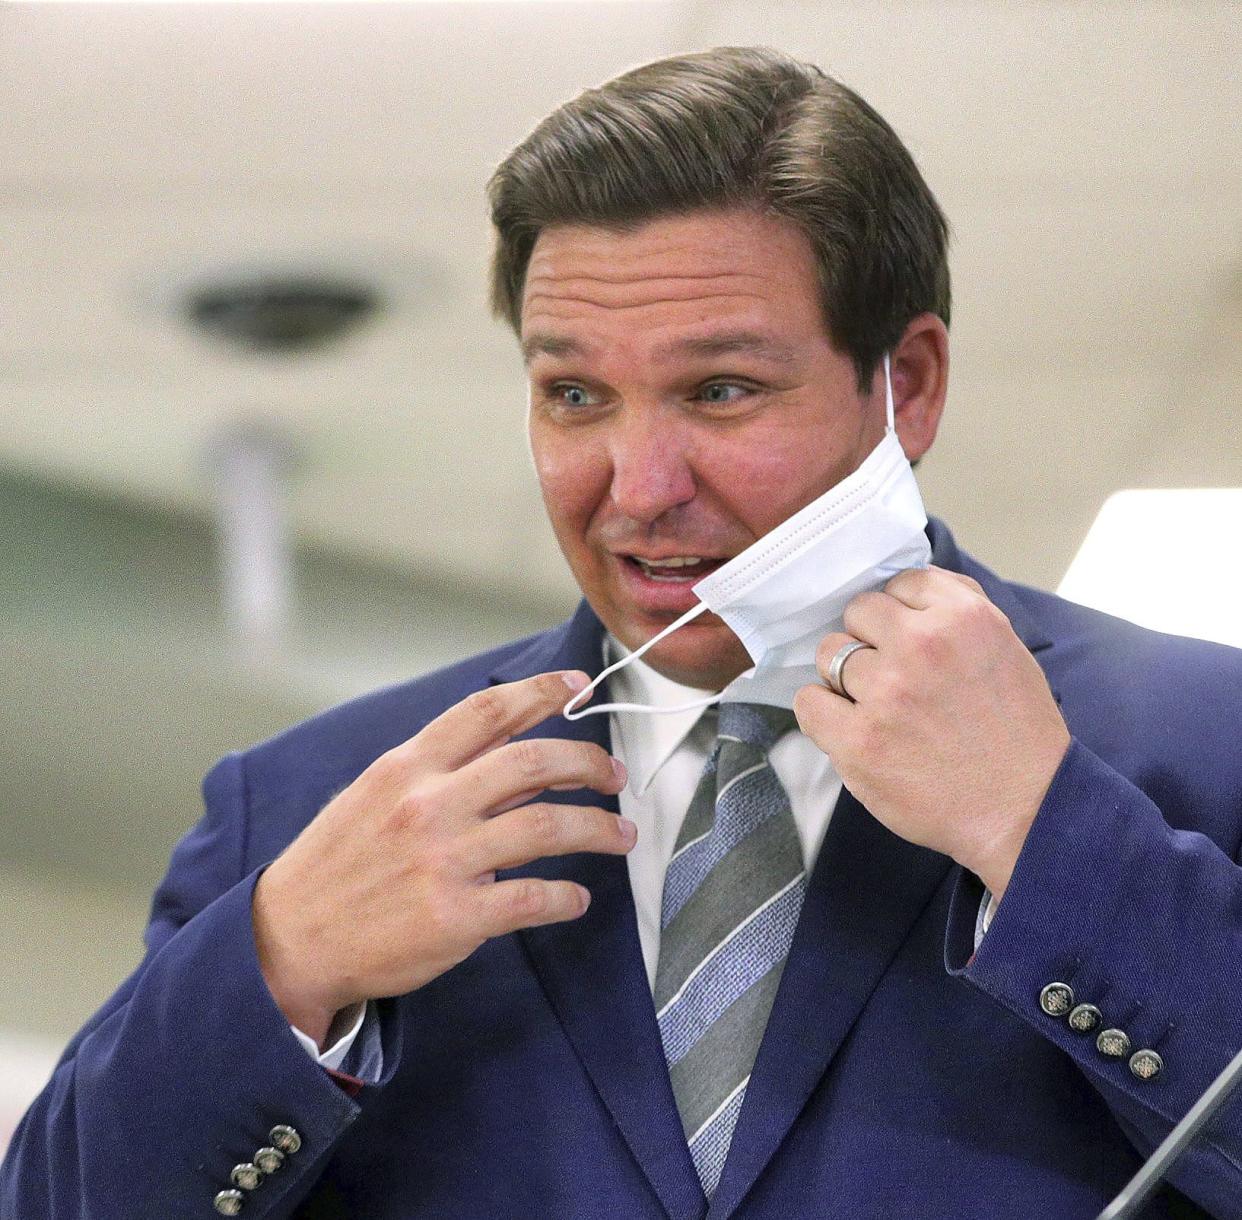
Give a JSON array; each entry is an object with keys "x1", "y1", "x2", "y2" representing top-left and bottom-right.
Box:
[
  {"x1": 251, "y1": 671, "x2": 632, "y2": 1047},
  {"x1": 792, "y1": 567, "x2": 1069, "y2": 902}
]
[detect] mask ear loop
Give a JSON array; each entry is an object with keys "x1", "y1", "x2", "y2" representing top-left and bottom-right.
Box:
[
  {"x1": 883, "y1": 352, "x2": 895, "y2": 432},
  {"x1": 563, "y1": 601, "x2": 724, "y2": 719}
]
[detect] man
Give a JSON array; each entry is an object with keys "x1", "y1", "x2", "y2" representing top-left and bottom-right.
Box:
[{"x1": 5, "y1": 46, "x2": 1242, "y2": 1220}]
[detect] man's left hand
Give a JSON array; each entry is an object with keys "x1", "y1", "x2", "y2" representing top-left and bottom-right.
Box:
[{"x1": 792, "y1": 566, "x2": 1070, "y2": 902}]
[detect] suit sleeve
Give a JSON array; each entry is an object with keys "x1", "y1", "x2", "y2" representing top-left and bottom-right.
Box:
[
  {"x1": 0, "y1": 751, "x2": 391, "y2": 1220},
  {"x1": 946, "y1": 738, "x2": 1242, "y2": 1218}
]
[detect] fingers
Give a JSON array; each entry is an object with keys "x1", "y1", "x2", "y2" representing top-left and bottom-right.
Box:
[
  {"x1": 793, "y1": 681, "x2": 851, "y2": 752},
  {"x1": 842, "y1": 589, "x2": 905, "y2": 643},
  {"x1": 942, "y1": 570, "x2": 986, "y2": 597},
  {"x1": 459, "y1": 737, "x2": 624, "y2": 816},
  {"x1": 815, "y1": 631, "x2": 879, "y2": 699},
  {"x1": 456, "y1": 799, "x2": 639, "y2": 942},
  {"x1": 472, "y1": 877, "x2": 594, "y2": 936},
  {"x1": 407, "y1": 671, "x2": 590, "y2": 770},
  {"x1": 882, "y1": 565, "x2": 985, "y2": 609},
  {"x1": 467, "y1": 803, "x2": 636, "y2": 873},
  {"x1": 799, "y1": 631, "x2": 871, "y2": 756}
]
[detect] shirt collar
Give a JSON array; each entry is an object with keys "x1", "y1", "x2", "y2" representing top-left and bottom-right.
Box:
[{"x1": 603, "y1": 635, "x2": 715, "y2": 796}]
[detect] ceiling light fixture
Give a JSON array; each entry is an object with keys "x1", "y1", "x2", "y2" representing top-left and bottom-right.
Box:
[{"x1": 184, "y1": 272, "x2": 380, "y2": 354}]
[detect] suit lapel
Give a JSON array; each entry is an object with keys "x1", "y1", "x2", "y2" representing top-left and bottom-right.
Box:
[
  {"x1": 491, "y1": 603, "x2": 707, "y2": 1220},
  {"x1": 706, "y1": 788, "x2": 952, "y2": 1219}
]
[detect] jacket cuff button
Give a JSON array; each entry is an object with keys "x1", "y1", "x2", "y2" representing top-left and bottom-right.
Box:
[
  {"x1": 1097, "y1": 1027, "x2": 1132, "y2": 1058},
  {"x1": 1039, "y1": 982, "x2": 1075, "y2": 1017},
  {"x1": 1068, "y1": 1003, "x2": 1102, "y2": 1033},
  {"x1": 230, "y1": 1163, "x2": 262, "y2": 1191},
  {"x1": 269, "y1": 1124, "x2": 303, "y2": 1155},
  {"x1": 1129, "y1": 1049, "x2": 1164, "y2": 1080},
  {"x1": 254, "y1": 1146, "x2": 286, "y2": 1175},
  {"x1": 214, "y1": 1190, "x2": 245, "y2": 1216}
]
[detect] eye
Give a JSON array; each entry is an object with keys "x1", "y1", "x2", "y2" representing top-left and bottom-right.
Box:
[
  {"x1": 551, "y1": 383, "x2": 598, "y2": 408},
  {"x1": 698, "y1": 382, "x2": 751, "y2": 405}
]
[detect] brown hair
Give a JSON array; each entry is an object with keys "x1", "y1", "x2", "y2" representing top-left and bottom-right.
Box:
[{"x1": 487, "y1": 46, "x2": 950, "y2": 390}]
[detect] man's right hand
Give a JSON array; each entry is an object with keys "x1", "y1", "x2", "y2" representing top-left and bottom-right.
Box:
[{"x1": 251, "y1": 670, "x2": 632, "y2": 1047}]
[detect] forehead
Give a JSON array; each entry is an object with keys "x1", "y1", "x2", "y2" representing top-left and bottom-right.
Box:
[{"x1": 519, "y1": 208, "x2": 826, "y2": 362}]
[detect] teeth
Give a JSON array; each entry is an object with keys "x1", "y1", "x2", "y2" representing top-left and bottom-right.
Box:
[
  {"x1": 636, "y1": 556, "x2": 703, "y2": 569},
  {"x1": 632, "y1": 555, "x2": 710, "y2": 582}
]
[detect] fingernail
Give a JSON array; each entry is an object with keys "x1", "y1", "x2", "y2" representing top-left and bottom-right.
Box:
[
  {"x1": 618, "y1": 817, "x2": 637, "y2": 845},
  {"x1": 611, "y1": 756, "x2": 628, "y2": 786},
  {"x1": 562, "y1": 671, "x2": 589, "y2": 693},
  {"x1": 576, "y1": 884, "x2": 592, "y2": 913}
]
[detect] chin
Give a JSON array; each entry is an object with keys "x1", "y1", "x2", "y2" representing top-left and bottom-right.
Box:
[{"x1": 627, "y1": 622, "x2": 752, "y2": 692}]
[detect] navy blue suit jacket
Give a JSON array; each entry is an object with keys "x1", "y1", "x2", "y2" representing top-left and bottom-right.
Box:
[{"x1": 5, "y1": 520, "x2": 1242, "y2": 1219}]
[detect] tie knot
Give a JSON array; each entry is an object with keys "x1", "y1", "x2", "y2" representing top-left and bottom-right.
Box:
[{"x1": 716, "y1": 702, "x2": 799, "y2": 753}]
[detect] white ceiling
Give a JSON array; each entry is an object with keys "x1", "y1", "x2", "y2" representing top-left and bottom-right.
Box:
[{"x1": 2, "y1": 0, "x2": 1241, "y2": 596}]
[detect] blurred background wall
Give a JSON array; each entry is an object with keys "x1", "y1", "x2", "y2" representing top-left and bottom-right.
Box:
[{"x1": 2, "y1": 0, "x2": 1240, "y2": 1145}]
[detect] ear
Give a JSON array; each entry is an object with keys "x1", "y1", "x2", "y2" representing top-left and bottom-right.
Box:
[{"x1": 890, "y1": 313, "x2": 949, "y2": 462}]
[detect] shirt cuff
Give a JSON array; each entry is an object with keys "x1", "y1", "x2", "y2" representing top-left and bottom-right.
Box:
[
  {"x1": 291, "y1": 1003, "x2": 367, "y2": 1072},
  {"x1": 973, "y1": 887, "x2": 1000, "y2": 950}
]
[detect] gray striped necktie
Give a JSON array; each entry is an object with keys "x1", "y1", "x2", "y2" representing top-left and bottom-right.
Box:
[{"x1": 653, "y1": 702, "x2": 807, "y2": 1198}]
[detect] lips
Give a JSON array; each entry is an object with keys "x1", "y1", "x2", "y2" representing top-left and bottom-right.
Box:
[
  {"x1": 626, "y1": 554, "x2": 727, "y2": 582},
  {"x1": 605, "y1": 551, "x2": 729, "y2": 618}
]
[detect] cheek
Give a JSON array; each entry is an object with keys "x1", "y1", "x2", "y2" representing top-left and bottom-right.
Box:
[
  {"x1": 530, "y1": 432, "x2": 609, "y2": 536},
  {"x1": 703, "y1": 428, "x2": 845, "y2": 531}
]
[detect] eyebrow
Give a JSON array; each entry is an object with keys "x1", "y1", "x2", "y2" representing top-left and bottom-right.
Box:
[
  {"x1": 662, "y1": 333, "x2": 799, "y2": 367},
  {"x1": 521, "y1": 330, "x2": 799, "y2": 369},
  {"x1": 521, "y1": 334, "x2": 583, "y2": 364}
]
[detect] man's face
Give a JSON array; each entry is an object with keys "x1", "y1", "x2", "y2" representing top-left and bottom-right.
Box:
[{"x1": 522, "y1": 207, "x2": 889, "y2": 690}]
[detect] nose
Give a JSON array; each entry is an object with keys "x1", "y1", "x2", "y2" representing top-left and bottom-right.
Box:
[{"x1": 606, "y1": 407, "x2": 696, "y2": 526}]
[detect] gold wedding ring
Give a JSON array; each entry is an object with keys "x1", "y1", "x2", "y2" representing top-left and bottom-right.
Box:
[{"x1": 826, "y1": 640, "x2": 874, "y2": 701}]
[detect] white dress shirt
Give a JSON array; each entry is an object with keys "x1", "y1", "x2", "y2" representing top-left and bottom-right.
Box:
[{"x1": 292, "y1": 1005, "x2": 368, "y2": 1070}]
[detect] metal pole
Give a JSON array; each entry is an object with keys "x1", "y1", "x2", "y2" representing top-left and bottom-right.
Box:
[
  {"x1": 204, "y1": 421, "x2": 296, "y2": 668},
  {"x1": 1097, "y1": 1046, "x2": 1242, "y2": 1219}
]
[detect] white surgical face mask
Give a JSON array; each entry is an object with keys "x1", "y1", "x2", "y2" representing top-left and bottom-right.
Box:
[{"x1": 564, "y1": 354, "x2": 931, "y2": 718}]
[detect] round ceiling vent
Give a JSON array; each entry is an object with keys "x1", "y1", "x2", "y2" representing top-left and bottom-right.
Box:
[{"x1": 185, "y1": 273, "x2": 381, "y2": 352}]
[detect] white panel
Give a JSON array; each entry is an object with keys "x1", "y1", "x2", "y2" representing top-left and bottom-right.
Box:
[{"x1": 1058, "y1": 489, "x2": 1242, "y2": 646}]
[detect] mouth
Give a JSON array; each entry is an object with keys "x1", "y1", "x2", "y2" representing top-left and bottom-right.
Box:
[{"x1": 620, "y1": 553, "x2": 730, "y2": 583}]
